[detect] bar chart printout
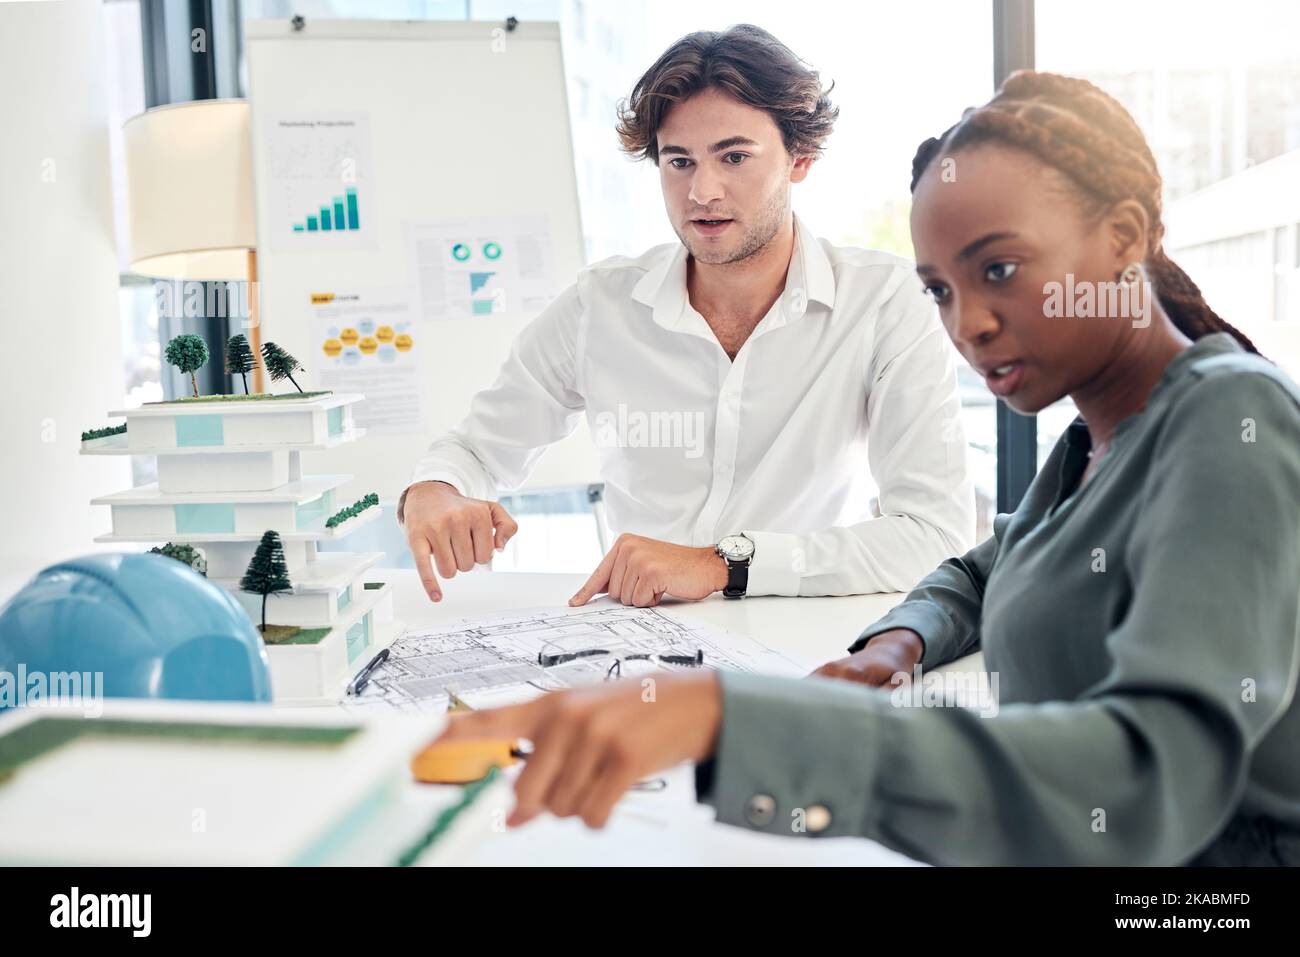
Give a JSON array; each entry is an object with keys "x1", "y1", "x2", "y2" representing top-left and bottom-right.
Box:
[
  {"x1": 293, "y1": 187, "x2": 361, "y2": 232},
  {"x1": 265, "y1": 113, "x2": 374, "y2": 249}
]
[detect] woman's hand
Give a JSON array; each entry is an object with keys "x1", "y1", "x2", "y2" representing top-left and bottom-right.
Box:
[
  {"x1": 432, "y1": 671, "x2": 722, "y2": 828},
  {"x1": 811, "y1": 628, "x2": 924, "y2": 686}
]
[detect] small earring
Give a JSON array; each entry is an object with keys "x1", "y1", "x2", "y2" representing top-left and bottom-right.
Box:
[
  {"x1": 1119, "y1": 260, "x2": 1153, "y2": 328},
  {"x1": 1119, "y1": 261, "x2": 1146, "y2": 285}
]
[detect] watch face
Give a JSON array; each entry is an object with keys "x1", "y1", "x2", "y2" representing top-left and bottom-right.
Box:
[{"x1": 717, "y1": 535, "x2": 755, "y2": 562}]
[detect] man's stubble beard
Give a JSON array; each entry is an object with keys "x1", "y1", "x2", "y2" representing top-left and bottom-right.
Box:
[{"x1": 676, "y1": 182, "x2": 790, "y2": 266}]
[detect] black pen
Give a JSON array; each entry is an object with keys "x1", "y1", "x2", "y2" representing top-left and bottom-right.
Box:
[{"x1": 346, "y1": 647, "x2": 390, "y2": 696}]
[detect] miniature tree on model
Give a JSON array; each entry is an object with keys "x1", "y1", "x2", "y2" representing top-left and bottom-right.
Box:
[
  {"x1": 149, "y1": 542, "x2": 208, "y2": 576},
  {"x1": 224, "y1": 334, "x2": 258, "y2": 394},
  {"x1": 164, "y1": 334, "x2": 210, "y2": 398},
  {"x1": 261, "y1": 341, "x2": 305, "y2": 393},
  {"x1": 240, "y1": 530, "x2": 293, "y2": 633}
]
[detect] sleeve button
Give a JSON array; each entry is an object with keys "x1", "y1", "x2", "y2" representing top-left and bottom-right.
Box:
[
  {"x1": 744, "y1": 794, "x2": 776, "y2": 827},
  {"x1": 805, "y1": 804, "x2": 832, "y2": 833}
]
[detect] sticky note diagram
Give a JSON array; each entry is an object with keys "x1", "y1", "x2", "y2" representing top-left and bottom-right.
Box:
[{"x1": 321, "y1": 318, "x2": 414, "y2": 366}]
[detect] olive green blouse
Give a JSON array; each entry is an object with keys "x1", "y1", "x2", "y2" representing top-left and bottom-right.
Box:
[{"x1": 698, "y1": 333, "x2": 1300, "y2": 865}]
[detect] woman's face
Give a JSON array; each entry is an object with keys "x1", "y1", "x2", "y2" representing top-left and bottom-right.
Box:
[{"x1": 909, "y1": 143, "x2": 1140, "y2": 415}]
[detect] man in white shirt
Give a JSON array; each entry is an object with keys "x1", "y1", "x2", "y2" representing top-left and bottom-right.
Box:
[{"x1": 400, "y1": 24, "x2": 974, "y2": 606}]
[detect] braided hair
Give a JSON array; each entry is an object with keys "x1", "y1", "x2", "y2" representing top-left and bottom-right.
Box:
[{"x1": 911, "y1": 70, "x2": 1259, "y2": 353}]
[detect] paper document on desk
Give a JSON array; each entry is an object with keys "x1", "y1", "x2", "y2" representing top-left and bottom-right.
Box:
[{"x1": 340, "y1": 605, "x2": 803, "y2": 716}]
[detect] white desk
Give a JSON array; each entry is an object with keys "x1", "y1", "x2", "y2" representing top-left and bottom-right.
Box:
[
  {"x1": 0, "y1": 563, "x2": 970, "y2": 865},
  {"x1": 360, "y1": 569, "x2": 955, "y2": 867},
  {"x1": 383, "y1": 568, "x2": 910, "y2": 671}
]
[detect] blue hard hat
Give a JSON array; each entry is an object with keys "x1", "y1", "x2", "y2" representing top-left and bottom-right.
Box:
[{"x1": 0, "y1": 552, "x2": 272, "y2": 709}]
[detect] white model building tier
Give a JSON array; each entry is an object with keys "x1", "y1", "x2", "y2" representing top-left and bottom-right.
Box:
[{"x1": 81, "y1": 392, "x2": 400, "y2": 706}]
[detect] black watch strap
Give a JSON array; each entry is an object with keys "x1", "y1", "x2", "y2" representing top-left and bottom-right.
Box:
[{"x1": 722, "y1": 558, "x2": 749, "y2": 599}]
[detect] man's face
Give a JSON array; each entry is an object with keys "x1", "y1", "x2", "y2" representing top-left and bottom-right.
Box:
[{"x1": 656, "y1": 87, "x2": 811, "y2": 265}]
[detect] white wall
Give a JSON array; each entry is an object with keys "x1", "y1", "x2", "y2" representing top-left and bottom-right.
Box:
[{"x1": 0, "y1": 0, "x2": 133, "y2": 585}]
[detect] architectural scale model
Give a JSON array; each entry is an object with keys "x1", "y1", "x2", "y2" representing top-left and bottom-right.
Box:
[{"x1": 80, "y1": 335, "x2": 399, "y2": 705}]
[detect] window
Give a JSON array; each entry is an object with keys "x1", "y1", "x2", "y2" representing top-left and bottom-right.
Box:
[
  {"x1": 1035, "y1": 0, "x2": 1300, "y2": 459},
  {"x1": 175, "y1": 503, "x2": 238, "y2": 534},
  {"x1": 574, "y1": 76, "x2": 591, "y2": 120},
  {"x1": 104, "y1": 2, "x2": 161, "y2": 487},
  {"x1": 571, "y1": 0, "x2": 586, "y2": 43}
]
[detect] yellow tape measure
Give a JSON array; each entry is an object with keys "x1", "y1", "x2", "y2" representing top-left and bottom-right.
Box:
[{"x1": 410, "y1": 690, "x2": 524, "y2": 784}]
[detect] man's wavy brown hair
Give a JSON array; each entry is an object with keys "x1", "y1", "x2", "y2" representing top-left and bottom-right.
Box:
[{"x1": 616, "y1": 24, "x2": 839, "y2": 165}]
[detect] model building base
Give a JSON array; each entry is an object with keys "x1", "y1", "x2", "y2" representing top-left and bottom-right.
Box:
[{"x1": 263, "y1": 583, "x2": 400, "y2": 706}]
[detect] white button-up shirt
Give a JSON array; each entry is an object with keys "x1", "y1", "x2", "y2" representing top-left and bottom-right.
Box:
[{"x1": 407, "y1": 214, "x2": 975, "y2": 596}]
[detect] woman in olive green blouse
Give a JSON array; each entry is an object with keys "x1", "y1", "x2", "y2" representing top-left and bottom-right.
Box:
[{"x1": 435, "y1": 72, "x2": 1300, "y2": 865}]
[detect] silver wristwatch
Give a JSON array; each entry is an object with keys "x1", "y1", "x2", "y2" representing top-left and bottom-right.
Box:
[{"x1": 715, "y1": 534, "x2": 755, "y2": 599}]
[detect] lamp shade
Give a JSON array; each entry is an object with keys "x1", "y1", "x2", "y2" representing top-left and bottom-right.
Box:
[{"x1": 123, "y1": 99, "x2": 255, "y2": 279}]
